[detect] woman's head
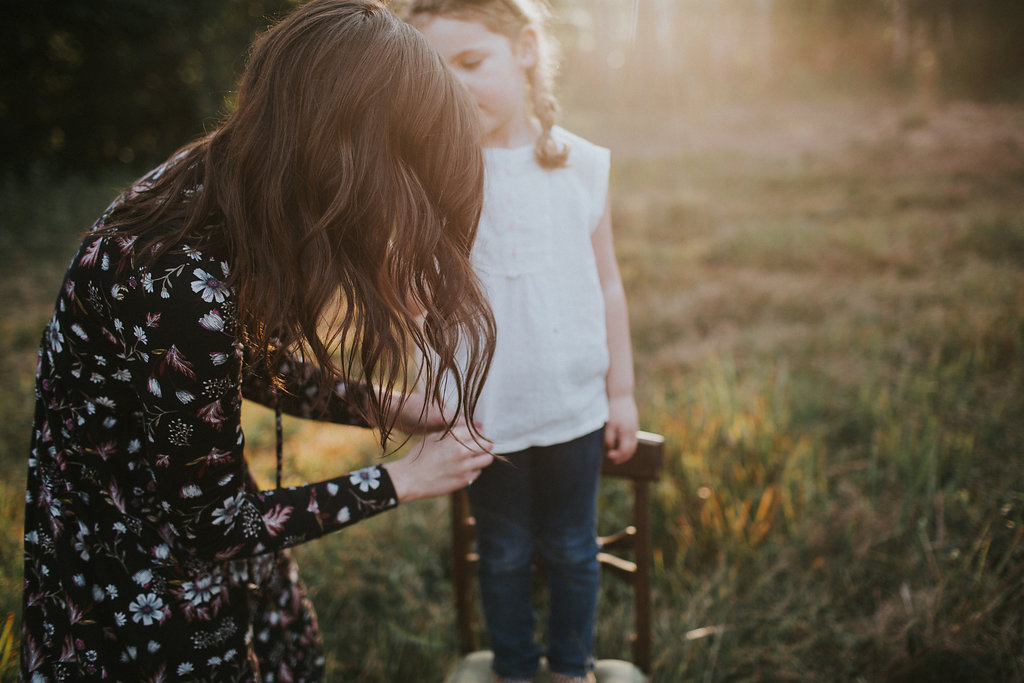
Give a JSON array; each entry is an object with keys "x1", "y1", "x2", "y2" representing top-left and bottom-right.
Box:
[
  {"x1": 404, "y1": 0, "x2": 569, "y2": 167},
  {"x1": 110, "y1": 0, "x2": 495, "y2": 445}
]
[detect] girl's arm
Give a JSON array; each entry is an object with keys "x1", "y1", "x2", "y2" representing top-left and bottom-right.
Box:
[{"x1": 592, "y1": 197, "x2": 639, "y2": 464}]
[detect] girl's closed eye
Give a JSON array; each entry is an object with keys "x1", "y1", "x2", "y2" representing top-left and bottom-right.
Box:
[{"x1": 455, "y1": 52, "x2": 485, "y2": 70}]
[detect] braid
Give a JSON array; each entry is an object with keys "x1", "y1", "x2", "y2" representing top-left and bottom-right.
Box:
[
  {"x1": 529, "y1": 69, "x2": 569, "y2": 168},
  {"x1": 406, "y1": 0, "x2": 570, "y2": 167}
]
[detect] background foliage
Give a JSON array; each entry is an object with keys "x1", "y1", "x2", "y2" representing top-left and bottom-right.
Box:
[{"x1": 4, "y1": 0, "x2": 1024, "y2": 178}]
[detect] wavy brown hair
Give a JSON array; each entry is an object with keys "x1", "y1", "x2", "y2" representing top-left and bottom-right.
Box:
[
  {"x1": 101, "y1": 0, "x2": 495, "y2": 446},
  {"x1": 403, "y1": 0, "x2": 570, "y2": 168}
]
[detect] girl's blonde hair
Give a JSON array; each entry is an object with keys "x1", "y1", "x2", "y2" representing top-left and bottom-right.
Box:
[{"x1": 403, "y1": 0, "x2": 570, "y2": 168}]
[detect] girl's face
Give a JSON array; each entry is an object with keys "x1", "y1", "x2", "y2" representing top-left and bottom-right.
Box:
[{"x1": 417, "y1": 15, "x2": 537, "y2": 148}]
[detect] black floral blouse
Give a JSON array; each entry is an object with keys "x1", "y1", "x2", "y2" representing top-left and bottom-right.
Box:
[{"x1": 22, "y1": 175, "x2": 398, "y2": 682}]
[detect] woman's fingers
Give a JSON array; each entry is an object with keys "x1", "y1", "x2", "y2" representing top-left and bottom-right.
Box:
[{"x1": 383, "y1": 427, "x2": 493, "y2": 503}]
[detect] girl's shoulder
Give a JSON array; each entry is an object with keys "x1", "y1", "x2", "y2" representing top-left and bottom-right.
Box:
[{"x1": 551, "y1": 126, "x2": 610, "y2": 164}]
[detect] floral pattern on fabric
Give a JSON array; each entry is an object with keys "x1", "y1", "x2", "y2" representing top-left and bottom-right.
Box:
[{"x1": 22, "y1": 180, "x2": 398, "y2": 682}]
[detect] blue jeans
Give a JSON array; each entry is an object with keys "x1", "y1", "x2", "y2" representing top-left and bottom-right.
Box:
[{"x1": 467, "y1": 429, "x2": 604, "y2": 680}]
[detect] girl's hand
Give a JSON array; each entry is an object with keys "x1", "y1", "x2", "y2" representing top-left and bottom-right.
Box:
[
  {"x1": 383, "y1": 425, "x2": 493, "y2": 503},
  {"x1": 604, "y1": 395, "x2": 639, "y2": 464}
]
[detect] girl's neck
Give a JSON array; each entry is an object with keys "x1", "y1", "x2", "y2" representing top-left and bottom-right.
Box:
[{"x1": 483, "y1": 116, "x2": 540, "y2": 150}]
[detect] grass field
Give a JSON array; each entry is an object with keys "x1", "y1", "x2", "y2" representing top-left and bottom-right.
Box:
[{"x1": 1, "y1": 93, "x2": 1022, "y2": 681}]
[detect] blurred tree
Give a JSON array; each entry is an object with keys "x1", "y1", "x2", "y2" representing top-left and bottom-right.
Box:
[{"x1": 0, "y1": 0, "x2": 295, "y2": 177}]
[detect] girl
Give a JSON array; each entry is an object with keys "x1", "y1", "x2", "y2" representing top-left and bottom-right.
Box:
[
  {"x1": 405, "y1": 2, "x2": 639, "y2": 682},
  {"x1": 21, "y1": 1, "x2": 497, "y2": 680}
]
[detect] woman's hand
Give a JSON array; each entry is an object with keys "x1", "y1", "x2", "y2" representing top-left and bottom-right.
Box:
[
  {"x1": 383, "y1": 425, "x2": 493, "y2": 503},
  {"x1": 604, "y1": 394, "x2": 639, "y2": 464}
]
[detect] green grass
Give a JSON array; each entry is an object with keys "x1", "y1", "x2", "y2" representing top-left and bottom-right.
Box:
[{"x1": 1, "y1": 95, "x2": 1022, "y2": 681}]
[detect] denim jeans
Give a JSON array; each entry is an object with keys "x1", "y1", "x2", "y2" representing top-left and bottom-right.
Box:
[{"x1": 467, "y1": 428, "x2": 604, "y2": 680}]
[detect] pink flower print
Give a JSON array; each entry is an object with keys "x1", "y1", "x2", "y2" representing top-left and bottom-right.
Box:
[
  {"x1": 197, "y1": 400, "x2": 226, "y2": 427},
  {"x1": 146, "y1": 312, "x2": 161, "y2": 327},
  {"x1": 191, "y1": 268, "x2": 229, "y2": 303},
  {"x1": 203, "y1": 448, "x2": 233, "y2": 466},
  {"x1": 80, "y1": 239, "x2": 102, "y2": 267},
  {"x1": 262, "y1": 504, "x2": 293, "y2": 536},
  {"x1": 94, "y1": 441, "x2": 117, "y2": 461},
  {"x1": 163, "y1": 344, "x2": 196, "y2": 379}
]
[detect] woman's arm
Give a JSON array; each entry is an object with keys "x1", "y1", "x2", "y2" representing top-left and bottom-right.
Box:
[
  {"x1": 122, "y1": 250, "x2": 490, "y2": 562},
  {"x1": 591, "y1": 197, "x2": 639, "y2": 464},
  {"x1": 240, "y1": 349, "x2": 372, "y2": 427}
]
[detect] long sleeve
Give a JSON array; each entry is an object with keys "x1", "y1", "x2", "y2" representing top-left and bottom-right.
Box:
[
  {"x1": 84, "y1": 237, "x2": 396, "y2": 561},
  {"x1": 240, "y1": 347, "x2": 372, "y2": 427}
]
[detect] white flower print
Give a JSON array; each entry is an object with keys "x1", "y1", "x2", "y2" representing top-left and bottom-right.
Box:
[
  {"x1": 129, "y1": 592, "x2": 165, "y2": 626},
  {"x1": 182, "y1": 573, "x2": 222, "y2": 606},
  {"x1": 209, "y1": 351, "x2": 229, "y2": 366},
  {"x1": 337, "y1": 506, "x2": 351, "y2": 523},
  {"x1": 133, "y1": 569, "x2": 153, "y2": 587},
  {"x1": 45, "y1": 317, "x2": 64, "y2": 354},
  {"x1": 115, "y1": 612, "x2": 127, "y2": 627},
  {"x1": 176, "y1": 390, "x2": 195, "y2": 404},
  {"x1": 113, "y1": 368, "x2": 132, "y2": 382},
  {"x1": 349, "y1": 467, "x2": 382, "y2": 493},
  {"x1": 181, "y1": 484, "x2": 202, "y2": 498},
  {"x1": 191, "y1": 268, "x2": 229, "y2": 303},
  {"x1": 148, "y1": 377, "x2": 162, "y2": 397},
  {"x1": 133, "y1": 325, "x2": 148, "y2": 344},
  {"x1": 198, "y1": 310, "x2": 225, "y2": 332},
  {"x1": 212, "y1": 494, "x2": 246, "y2": 527},
  {"x1": 142, "y1": 272, "x2": 154, "y2": 292},
  {"x1": 177, "y1": 663, "x2": 194, "y2": 676}
]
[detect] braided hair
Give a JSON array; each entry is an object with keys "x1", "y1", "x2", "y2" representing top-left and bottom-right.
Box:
[{"x1": 403, "y1": 0, "x2": 570, "y2": 168}]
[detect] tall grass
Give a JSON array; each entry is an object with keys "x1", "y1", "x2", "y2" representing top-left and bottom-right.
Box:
[{"x1": 1, "y1": 97, "x2": 1022, "y2": 681}]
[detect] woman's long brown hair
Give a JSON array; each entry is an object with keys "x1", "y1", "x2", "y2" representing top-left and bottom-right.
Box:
[{"x1": 100, "y1": 0, "x2": 495, "y2": 448}]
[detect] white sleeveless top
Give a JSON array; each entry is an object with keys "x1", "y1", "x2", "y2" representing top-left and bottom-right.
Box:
[{"x1": 469, "y1": 127, "x2": 611, "y2": 454}]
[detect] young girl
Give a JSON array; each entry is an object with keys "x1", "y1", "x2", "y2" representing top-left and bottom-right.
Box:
[
  {"x1": 406, "y1": 2, "x2": 639, "y2": 682},
  {"x1": 21, "y1": 1, "x2": 498, "y2": 679}
]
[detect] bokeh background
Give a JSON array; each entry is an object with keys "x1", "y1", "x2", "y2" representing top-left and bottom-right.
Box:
[{"x1": 2, "y1": 1, "x2": 1023, "y2": 680}]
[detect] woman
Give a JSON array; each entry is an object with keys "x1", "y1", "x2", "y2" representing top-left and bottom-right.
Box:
[{"x1": 21, "y1": 1, "x2": 495, "y2": 680}]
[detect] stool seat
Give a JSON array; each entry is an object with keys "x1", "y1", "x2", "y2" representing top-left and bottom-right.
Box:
[{"x1": 444, "y1": 651, "x2": 648, "y2": 683}]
